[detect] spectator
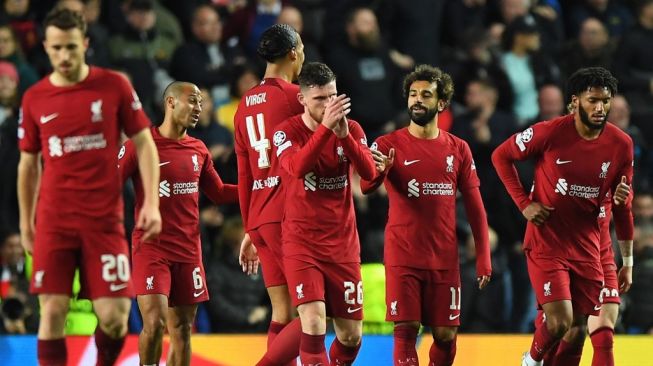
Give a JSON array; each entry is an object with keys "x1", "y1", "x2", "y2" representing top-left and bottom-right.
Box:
[
  {"x1": 613, "y1": 0, "x2": 653, "y2": 140},
  {"x1": 188, "y1": 87, "x2": 233, "y2": 163},
  {"x1": 169, "y1": 4, "x2": 245, "y2": 106},
  {"x1": 109, "y1": 0, "x2": 180, "y2": 118},
  {"x1": 57, "y1": 0, "x2": 111, "y2": 67},
  {"x1": 222, "y1": 0, "x2": 285, "y2": 57},
  {"x1": 216, "y1": 63, "x2": 260, "y2": 133},
  {"x1": 559, "y1": 17, "x2": 615, "y2": 80},
  {"x1": 0, "y1": 230, "x2": 38, "y2": 334},
  {"x1": 534, "y1": 83, "x2": 565, "y2": 122},
  {"x1": 566, "y1": 0, "x2": 634, "y2": 39},
  {"x1": 0, "y1": 61, "x2": 19, "y2": 231},
  {"x1": 277, "y1": 5, "x2": 322, "y2": 62},
  {"x1": 633, "y1": 191, "x2": 653, "y2": 223},
  {"x1": 610, "y1": 95, "x2": 650, "y2": 190},
  {"x1": 205, "y1": 218, "x2": 270, "y2": 333},
  {"x1": 622, "y1": 218, "x2": 653, "y2": 334},
  {"x1": 1, "y1": 0, "x2": 40, "y2": 63},
  {"x1": 325, "y1": 7, "x2": 404, "y2": 139},
  {"x1": 500, "y1": 15, "x2": 560, "y2": 125},
  {"x1": 0, "y1": 24, "x2": 37, "y2": 95}
]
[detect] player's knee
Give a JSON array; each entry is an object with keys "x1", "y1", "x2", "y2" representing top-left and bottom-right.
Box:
[
  {"x1": 40, "y1": 297, "x2": 69, "y2": 321},
  {"x1": 170, "y1": 321, "x2": 193, "y2": 341},
  {"x1": 337, "y1": 327, "x2": 362, "y2": 347},
  {"x1": 546, "y1": 316, "x2": 572, "y2": 338},
  {"x1": 142, "y1": 314, "x2": 167, "y2": 337},
  {"x1": 565, "y1": 324, "x2": 587, "y2": 345},
  {"x1": 433, "y1": 327, "x2": 457, "y2": 343}
]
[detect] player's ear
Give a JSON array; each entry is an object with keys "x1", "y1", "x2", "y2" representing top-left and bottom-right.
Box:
[
  {"x1": 166, "y1": 95, "x2": 175, "y2": 110},
  {"x1": 83, "y1": 37, "x2": 90, "y2": 50},
  {"x1": 437, "y1": 99, "x2": 445, "y2": 112},
  {"x1": 289, "y1": 47, "x2": 297, "y2": 62},
  {"x1": 297, "y1": 92, "x2": 305, "y2": 106},
  {"x1": 571, "y1": 95, "x2": 579, "y2": 111}
]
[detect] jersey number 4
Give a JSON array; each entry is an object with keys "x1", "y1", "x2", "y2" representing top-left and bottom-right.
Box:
[{"x1": 246, "y1": 113, "x2": 271, "y2": 169}]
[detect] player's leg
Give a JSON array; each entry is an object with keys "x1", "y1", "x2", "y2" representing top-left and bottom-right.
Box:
[
  {"x1": 166, "y1": 304, "x2": 198, "y2": 366},
  {"x1": 81, "y1": 230, "x2": 134, "y2": 366},
  {"x1": 325, "y1": 261, "x2": 364, "y2": 365},
  {"x1": 547, "y1": 309, "x2": 587, "y2": 366},
  {"x1": 93, "y1": 297, "x2": 131, "y2": 366},
  {"x1": 297, "y1": 300, "x2": 329, "y2": 365},
  {"x1": 588, "y1": 267, "x2": 620, "y2": 366},
  {"x1": 136, "y1": 294, "x2": 169, "y2": 365},
  {"x1": 386, "y1": 265, "x2": 423, "y2": 366},
  {"x1": 255, "y1": 225, "x2": 300, "y2": 366},
  {"x1": 427, "y1": 270, "x2": 461, "y2": 366},
  {"x1": 32, "y1": 230, "x2": 78, "y2": 366}
]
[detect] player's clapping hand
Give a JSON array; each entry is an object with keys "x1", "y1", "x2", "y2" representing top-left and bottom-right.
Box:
[
  {"x1": 618, "y1": 265, "x2": 632, "y2": 293},
  {"x1": 522, "y1": 202, "x2": 554, "y2": 226},
  {"x1": 477, "y1": 275, "x2": 491, "y2": 290},
  {"x1": 138, "y1": 204, "x2": 162, "y2": 241},
  {"x1": 239, "y1": 233, "x2": 259, "y2": 275},
  {"x1": 613, "y1": 176, "x2": 630, "y2": 206},
  {"x1": 372, "y1": 148, "x2": 395, "y2": 173},
  {"x1": 323, "y1": 94, "x2": 351, "y2": 135}
]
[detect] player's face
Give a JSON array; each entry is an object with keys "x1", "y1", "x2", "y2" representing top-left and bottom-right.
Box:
[
  {"x1": 173, "y1": 85, "x2": 202, "y2": 129},
  {"x1": 301, "y1": 81, "x2": 337, "y2": 123},
  {"x1": 407, "y1": 80, "x2": 441, "y2": 126},
  {"x1": 574, "y1": 86, "x2": 611, "y2": 131},
  {"x1": 43, "y1": 26, "x2": 88, "y2": 81}
]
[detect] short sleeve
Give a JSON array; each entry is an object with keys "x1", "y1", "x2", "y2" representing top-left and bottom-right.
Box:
[
  {"x1": 17, "y1": 93, "x2": 41, "y2": 153},
  {"x1": 117, "y1": 139, "x2": 138, "y2": 183},
  {"x1": 458, "y1": 141, "x2": 481, "y2": 190},
  {"x1": 116, "y1": 73, "x2": 151, "y2": 137}
]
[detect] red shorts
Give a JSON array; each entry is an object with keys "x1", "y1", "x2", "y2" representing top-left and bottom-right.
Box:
[
  {"x1": 284, "y1": 255, "x2": 363, "y2": 320},
  {"x1": 385, "y1": 265, "x2": 461, "y2": 327},
  {"x1": 250, "y1": 223, "x2": 286, "y2": 287},
  {"x1": 132, "y1": 251, "x2": 208, "y2": 306},
  {"x1": 600, "y1": 243, "x2": 621, "y2": 305},
  {"x1": 526, "y1": 250, "x2": 603, "y2": 316},
  {"x1": 31, "y1": 229, "x2": 133, "y2": 299}
]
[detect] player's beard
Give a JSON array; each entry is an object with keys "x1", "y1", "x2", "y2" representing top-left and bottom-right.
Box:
[
  {"x1": 408, "y1": 104, "x2": 437, "y2": 126},
  {"x1": 578, "y1": 101, "x2": 608, "y2": 131}
]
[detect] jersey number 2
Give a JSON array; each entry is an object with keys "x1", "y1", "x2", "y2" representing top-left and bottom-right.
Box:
[{"x1": 246, "y1": 113, "x2": 271, "y2": 169}]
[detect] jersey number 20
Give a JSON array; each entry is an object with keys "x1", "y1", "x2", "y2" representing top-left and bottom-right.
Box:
[{"x1": 246, "y1": 113, "x2": 271, "y2": 169}]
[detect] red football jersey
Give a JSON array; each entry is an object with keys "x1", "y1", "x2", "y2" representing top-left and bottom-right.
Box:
[
  {"x1": 119, "y1": 127, "x2": 237, "y2": 262},
  {"x1": 275, "y1": 116, "x2": 375, "y2": 263},
  {"x1": 366, "y1": 128, "x2": 481, "y2": 270},
  {"x1": 234, "y1": 78, "x2": 303, "y2": 231},
  {"x1": 18, "y1": 67, "x2": 150, "y2": 232},
  {"x1": 493, "y1": 114, "x2": 634, "y2": 262}
]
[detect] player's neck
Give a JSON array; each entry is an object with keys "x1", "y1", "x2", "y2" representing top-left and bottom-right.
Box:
[
  {"x1": 49, "y1": 64, "x2": 90, "y2": 87},
  {"x1": 301, "y1": 113, "x2": 319, "y2": 131},
  {"x1": 408, "y1": 120, "x2": 439, "y2": 139},
  {"x1": 159, "y1": 120, "x2": 187, "y2": 140},
  {"x1": 264, "y1": 63, "x2": 294, "y2": 83},
  {"x1": 573, "y1": 116, "x2": 603, "y2": 140}
]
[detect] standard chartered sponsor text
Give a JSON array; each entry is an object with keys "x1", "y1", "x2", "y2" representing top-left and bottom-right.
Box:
[
  {"x1": 318, "y1": 175, "x2": 348, "y2": 190},
  {"x1": 173, "y1": 182, "x2": 199, "y2": 195},
  {"x1": 63, "y1": 133, "x2": 107, "y2": 152},
  {"x1": 422, "y1": 182, "x2": 454, "y2": 196},
  {"x1": 569, "y1": 184, "x2": 600, "y2": 199}
]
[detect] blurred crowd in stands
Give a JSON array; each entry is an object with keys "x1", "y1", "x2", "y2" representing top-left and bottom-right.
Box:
[{"x1": 1, "y1": 0, "x2": 653, "y2": 335}]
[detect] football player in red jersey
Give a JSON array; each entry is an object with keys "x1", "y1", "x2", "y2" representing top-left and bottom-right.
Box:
[
  {"x1": 17, "y1": 8, "x2": 160, "y2": 366},
  {"x1": 119, "y1": 81, "x2": 237, "y2": 366},
  {"x1": 492, "y1": 67, "x2": 634, "y2": 366},
  {"x1": 361, "y1": 65, "x2": 492, "y2": 366}
]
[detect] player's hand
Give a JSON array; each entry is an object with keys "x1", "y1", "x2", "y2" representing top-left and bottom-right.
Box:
[
  {"x1": 613, "y1": 176, "x2": 630, "y2": 206},
  {"x1": 522, "y1": 202, "x2": 554, "y2": 226},
  {"x1": 333, "y1": 114, "x2": 350, "y2": 139},
  {"x1": 239, "y1": 233, "x2": 259, "y2": 275},
  {"x1": 19, "y1": 223, "x2": 35, "y2": 255},
  {"x1": 137, "y1": 203, "x2": 162, "y2": 241},
  {"x1": 322, "y1": 94, "x2": 351, "y2": 131},
  {"x1": 618, "y1": 265, "x2": 632, "y2": 293},
  {"x1": 372, "y1": 148, "x2": 395, "y2": 173},
  {"x1": 477, "y1": 275, "x2": 491, "y2": 290}
]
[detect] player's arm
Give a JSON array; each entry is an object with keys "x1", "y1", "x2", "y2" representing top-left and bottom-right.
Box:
[
  {"x1": 117, "y1": 141, "x2": 138, "y2": 184},
  {"x1": 340, "y1": 122, "x2": 376, "y2": 180},
  {"x1": 131, "y1": 128, "x2": 161, "y2": 241},
  {"x1": 17, "y1": 151, "x2": 41, "y2": 254},
  {"x1": 360, "y1": 139, "x2": 394, "y2": 194},
  {"x1": 611, "y1": 143, "x2": 635, "y2": 293},
  {"x1": 235, "y1": 132, "x2": 258, "y2": 274},
  {"x1": 491, "y1": 125, "x2": 553, "y2": 225},
  {"x1": 277, "y1": 125, "x2": 331, "y2": 178},
  {"x1": 200, "y1": 152, "x2": 238, "y2": 205}
]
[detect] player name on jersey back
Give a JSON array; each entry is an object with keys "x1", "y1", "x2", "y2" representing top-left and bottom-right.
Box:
[{"x1": 246, "y1": 93, "x2": 267, "y2": 106}]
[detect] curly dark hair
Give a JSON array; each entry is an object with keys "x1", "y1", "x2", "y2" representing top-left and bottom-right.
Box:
[
  {"x1": 403, "y1": 64, "x2": 454, "y2": 108},
  {"x1": 297, "y1": 62, "x2": 336, "y2": 89},
  {"x1": 256, "y1": 24, "x2": 298, "y2": 63},
  {"x1": 566, "y1": 67, "x2": 618, "y2": 101},
  {"x1": 44, "y1": 7, "x2": 86, "y2": 35}
]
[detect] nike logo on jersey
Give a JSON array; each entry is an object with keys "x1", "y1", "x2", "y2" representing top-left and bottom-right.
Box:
[
  {"x1": 159, "y1": 161, "x2": 170, "y2": 166},
  {"x1": 40, "y1": 113, "x2": 59, "y2": 124},
  {"x1": 110, "y1": 283, "x2": 128, "y2": 292},
  {"x1": 404, "y1": 159, "x2": 420, "y2": 166},
  {"x1": 556, "y1": 159, "x2": 572, "y2": 165},
  {"x1": 594, "y1": 305, "x2": 602, "y2": 311},
  {"x1": 193, "y1": 290, "x2": 206, "y2": 298},
  {"x1": 347, "y1": 307, "x2": 362, "y2": 314},
  {"x1": 448, "y1": 314, "x2": 460, "y2": 320}
]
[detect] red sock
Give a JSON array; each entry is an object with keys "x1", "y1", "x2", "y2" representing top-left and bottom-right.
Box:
[
  {"x1": 529, "y1": 322, "x2": 557, "y2": 361},
  {"x1": 542, "y1": 340, "x2": 560, "y2": 366},
  {"x1": 95, "y1": 327, "x2": 126, "y2": 366},
  {"x1": 590, "y1": 327, "x2": 614, "y2": 366},
  {"x1": 38, "y1": 338, "x2": 67, "y2": 366},
  {"x1": 393, "y1": 326, "x2": 418, "y2": 366},
  {"x1": 552, "y1": 338, "x2": 583, "y2": 366},
  {"x1": 329, "y1": 337, "x2": 361, "y2": 366},
  {"x1": 257, "y1": 318, "x2": 301, "y2": 366},
  {"x1": 428, "y1": 335, "x2": 456, "y2": 366},
  {"x1": 300, "y1": 332, "x2": 329, "y2": 366},
  {"x1": 268, "y1": 321, "x2": 286, "y2": 348}
]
